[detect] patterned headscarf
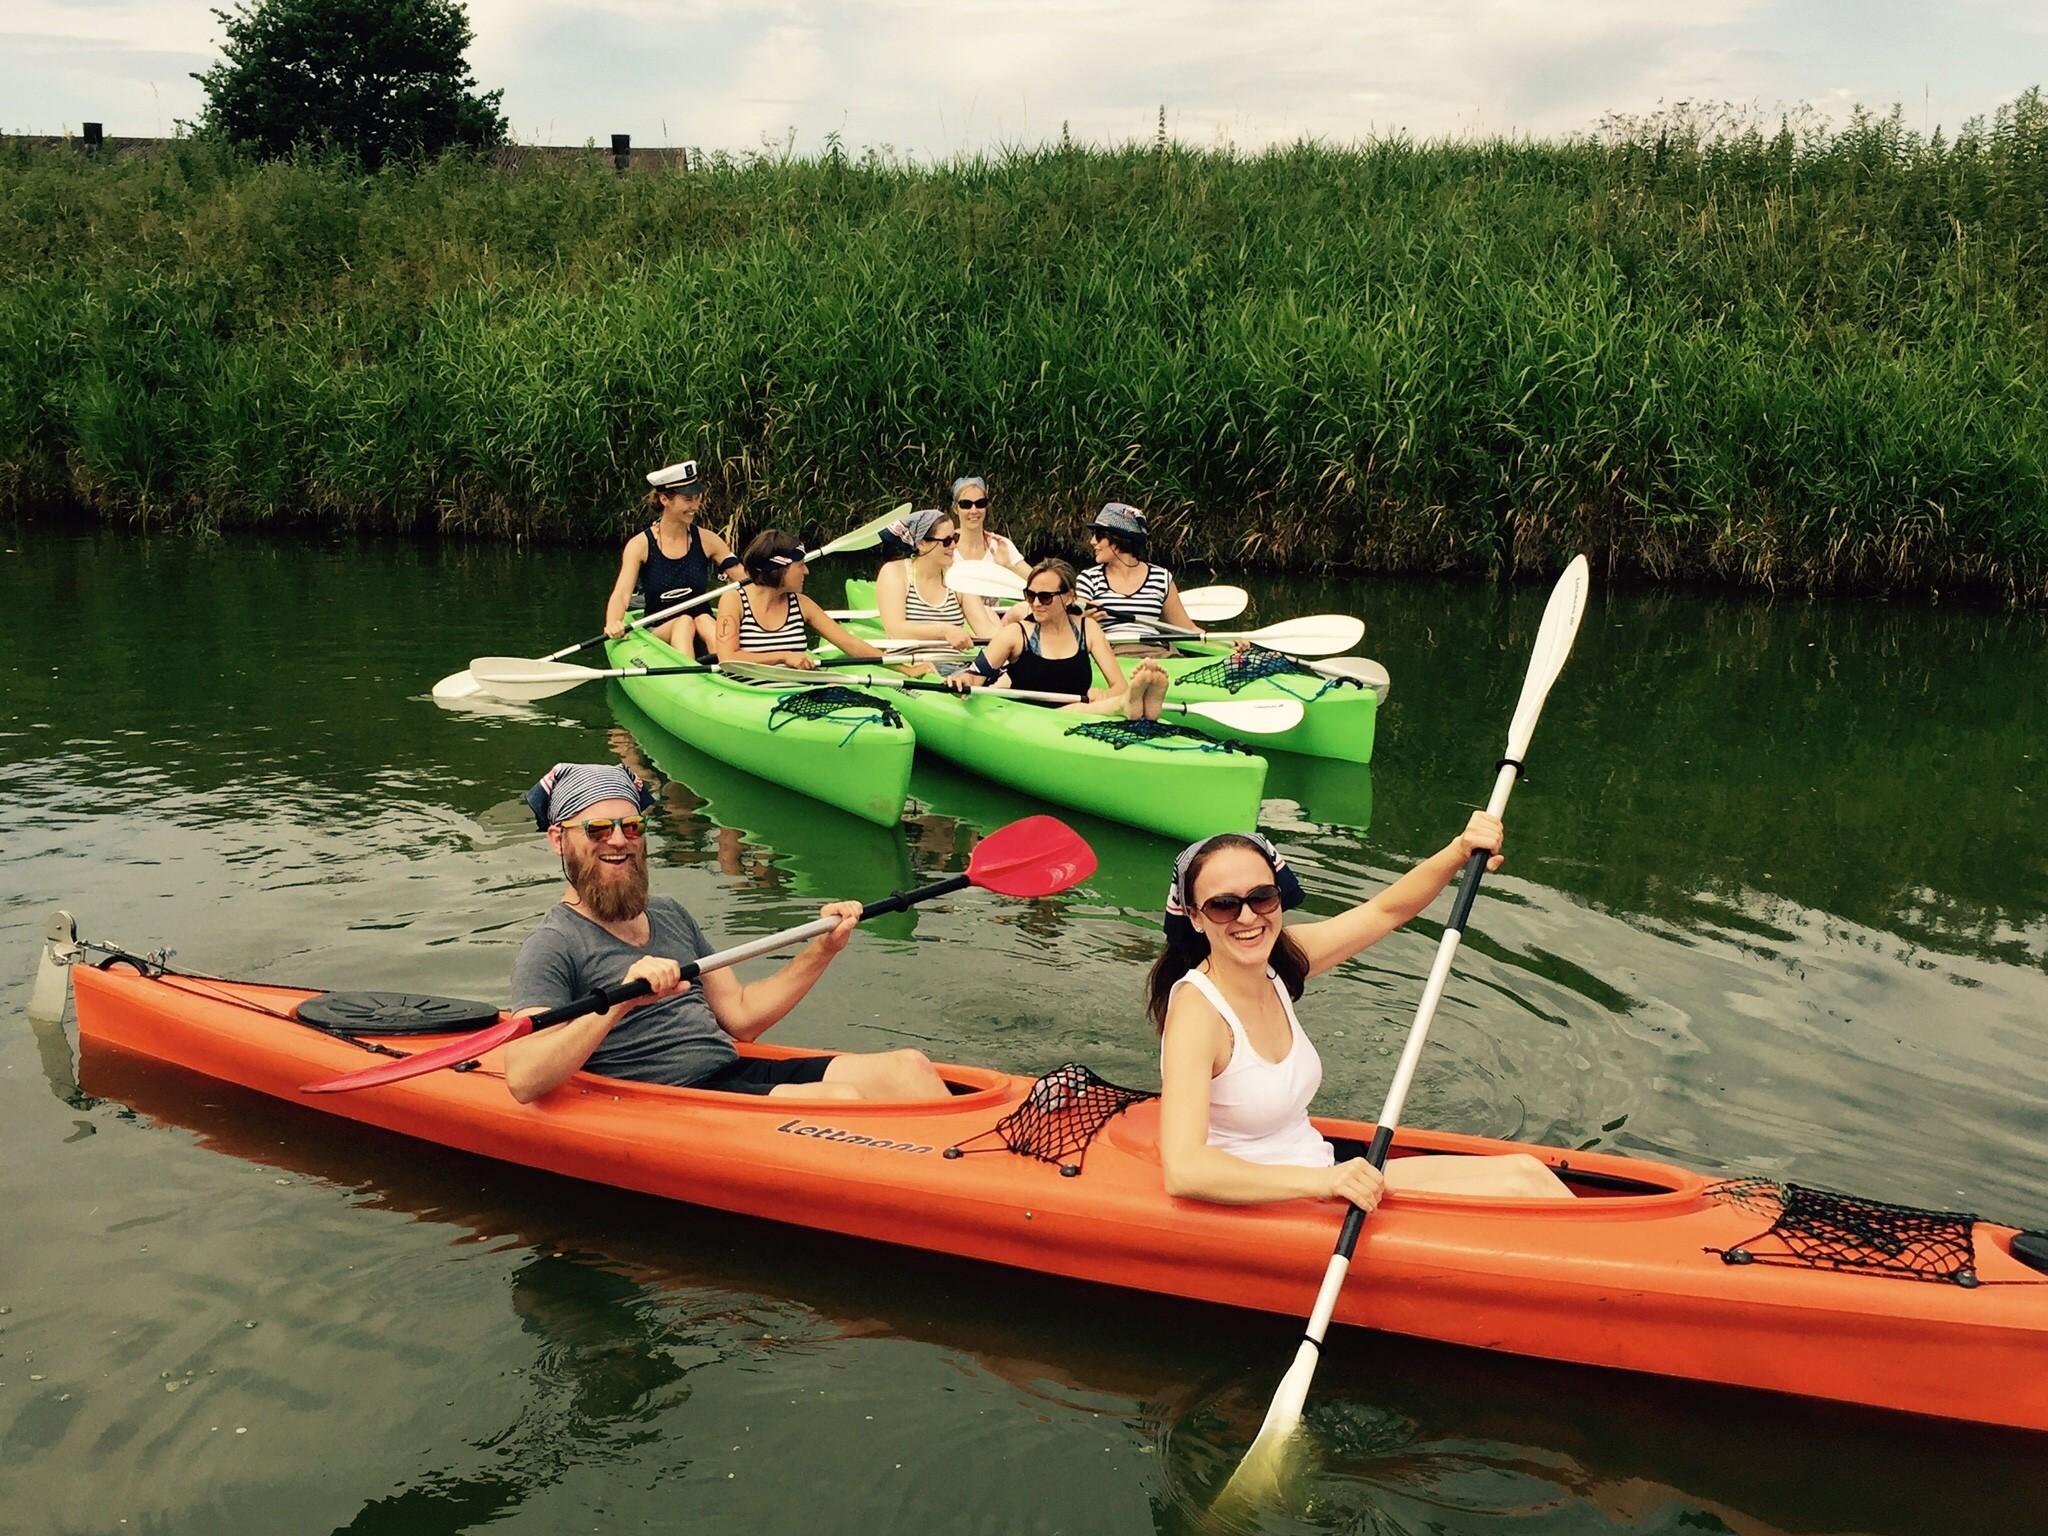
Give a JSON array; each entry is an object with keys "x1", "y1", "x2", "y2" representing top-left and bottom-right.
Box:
[
  {"x1": 1161, "y1": 832, "x2": 1305, "y2": 952},
  {"x1": 525, "y1": 763, "x2": 655, "y2": 832},
  {"x1": 879, "y1": 508, "x2": 947, "y2": 558}
]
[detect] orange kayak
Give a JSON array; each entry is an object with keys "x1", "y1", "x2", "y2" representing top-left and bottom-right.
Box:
[{"x1": 69, "y1": 960, "x2": 2048, "y2": 1433}]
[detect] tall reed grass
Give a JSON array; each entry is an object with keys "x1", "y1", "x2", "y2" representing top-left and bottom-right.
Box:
[{"x1": 3, "y1": 92, "x2": 2044, "y2": 597}]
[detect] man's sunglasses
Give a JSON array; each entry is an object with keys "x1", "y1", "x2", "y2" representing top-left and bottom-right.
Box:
[
  {"x1": 1197, "y1": 884, "x2": 1282, "y2": 922},
  {"x1": 566, "y1": 815, "x2": 647, "y2": 841},
  {"x1": 955, "y1": 496, "x2": 990, "y2": 509}
]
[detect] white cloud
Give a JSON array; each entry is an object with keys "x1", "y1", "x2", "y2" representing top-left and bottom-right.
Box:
[{"x1": 0, "y1": 0, "x2": 2035, "y2": 151}]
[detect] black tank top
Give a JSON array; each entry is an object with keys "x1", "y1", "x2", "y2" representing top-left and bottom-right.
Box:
[
  {"x1": 639, "y1": 525, "x2": 711, "y2": 613},
  {"x1": 1006, "y1": 618, "x2": 1095, "y2": 699}
]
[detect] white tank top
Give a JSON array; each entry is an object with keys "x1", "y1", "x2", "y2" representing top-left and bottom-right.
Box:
[{"x1": 1166, "y1": 969, "x2": 1332, "y2": 1168}]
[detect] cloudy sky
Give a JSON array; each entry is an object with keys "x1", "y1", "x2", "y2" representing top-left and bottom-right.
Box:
[{"x1": 4, "y1": 1, "x2": 2041, "y2": 155}]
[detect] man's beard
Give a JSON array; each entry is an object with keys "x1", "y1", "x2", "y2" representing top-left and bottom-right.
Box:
[{"x1": 563, "y1": 839, "x2": 649, "y2": 923}]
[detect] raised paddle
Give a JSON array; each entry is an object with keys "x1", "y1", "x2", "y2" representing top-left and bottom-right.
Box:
[
  {"x1": 431, "y1": 503, "x2": 912, "y2": 700},
  {"x1": 942, "y1": 563, "x2": 1248, "y2": 624},
  {"x1": 469, "y1": 654, "x2": 885, "y2": 703},
  {"x1": 1219, "y1": 555, "x2": 1591, "y2": 1507},
  {"x1": 303, "y1": 814, "x2": 1097, "y2": 1095},
  {"x1": 722, "y1": 661, "x2": 1308, "y2": 734}
]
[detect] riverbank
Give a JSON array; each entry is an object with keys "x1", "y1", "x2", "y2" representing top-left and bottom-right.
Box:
[{"x1": 3, "y1": 92, "x2": 2044, "y2": 598}]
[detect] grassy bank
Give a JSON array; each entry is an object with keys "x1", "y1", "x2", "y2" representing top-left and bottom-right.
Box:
[{"x1": 3, "y1": 93, "x2": 2045, "y2": 598}]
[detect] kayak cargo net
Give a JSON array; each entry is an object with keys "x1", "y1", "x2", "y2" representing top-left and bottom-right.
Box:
[
  {"x1": 766, "y1": 686, "x2": 902, "y2": 744},
  {"x1": 1064, "y1": 718, "x2": 1249, "y2": 753},
  {"x1": 1179, "y1": 645, "x2": 1353, "y2": 700},
  {"x1": 1705, "y1": 1178, "x2": 1982, "y2": 1286},
  {"x1": 946, "y1": 1064, "x2": 1156, "y2": 1177}
]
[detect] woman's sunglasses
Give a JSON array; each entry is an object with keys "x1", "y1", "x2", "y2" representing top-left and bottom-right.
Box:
[
  {"x1": 955, "y1": 496, "x2": 989, "y2": 509},
  {"x1": 1197, "y1": 884, "x2": 1282, "y2": 923},
  {"x1": 568, "y1": 815, "x2": 647, "y2": 842},
  {"x1": 1024, "y1": 587, "x2": 1070, "y2": 603},
  {"x1": 923, "y1": 533, "x2": 961, "y2": 548}
]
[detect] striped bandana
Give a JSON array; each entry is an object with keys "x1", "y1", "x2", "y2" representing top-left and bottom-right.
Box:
[{"x1": 525, "y1": 763, "x2": 655, "y2": 832}]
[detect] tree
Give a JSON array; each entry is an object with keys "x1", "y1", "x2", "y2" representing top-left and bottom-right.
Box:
[{"x1": 194, "y1": 0, "x2": 507, "y2": 168}]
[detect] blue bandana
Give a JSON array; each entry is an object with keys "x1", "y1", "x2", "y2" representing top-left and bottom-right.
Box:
[
  {"x1": 525, "y1": 763, "x2": 656, "y2": 832},
  {"x1": 1161, "y1": 832, "x2": 1305, "y2": 953}
]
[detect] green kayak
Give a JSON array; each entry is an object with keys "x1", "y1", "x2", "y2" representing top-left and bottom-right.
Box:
[
  {"x1": 1109, "y1": 646, "x2": 1377, "y2": 764},
  {"x1": 604, "y1": 627, "x2": 914, "y2": 827},
  {"x1": 841, "y1": 579, "x2": 1376, "y2": 763},
  {"x1": 835, "y1": 668, "x2": 1268, "y2": 843}
]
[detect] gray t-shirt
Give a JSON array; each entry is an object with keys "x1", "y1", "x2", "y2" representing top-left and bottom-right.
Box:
[{"x1": 510, "y1": 897, "x2": 738, "y2": 1086}]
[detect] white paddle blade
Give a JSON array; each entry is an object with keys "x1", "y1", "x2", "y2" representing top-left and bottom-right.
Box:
[
  {"x1": 1179, "y1": 585, "x2": 1250, "y2": 622},
  {"x1": 468, "y1": 656, "x2": 609, "y2": 701},
  {"x1": 1181, "y1": 697, "x2": 1304, "y2": 734},
  {"x1": 30, "y1": 911, "x2": 79, "y2": 1024},
  {"x1": 825, "y1": 608, "x2": 880, "y2": 621},
  {"x1": 816, "y1": 503, "x2": 914, "y2": 558},
  {"x1": 431, "y1": 670, "x2": 482, "y2": 700},
  {"x1": 1505, "y1": 555, "x2": 1590, "y2": 762},
  {"x1": 945, "y1": 562, "x2": 1026, "y2": 599},
  {"x1": 1310, "y1": 656, "x2": 1391, "y2": 698},
  {"x1": 718, "y1": 659, "x2": 841, "y2": 688},
  {"x1": 1216, "y1": 1338, "x2": 1321, "y2": 1507},
  {"x1": 1210, "y1": 616, "x2": 1365, "y2": 657}
]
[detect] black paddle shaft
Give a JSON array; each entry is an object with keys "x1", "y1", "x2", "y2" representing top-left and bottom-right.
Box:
[{"x1": 860, "y1": 874, "x2": 971, "y2": 919}]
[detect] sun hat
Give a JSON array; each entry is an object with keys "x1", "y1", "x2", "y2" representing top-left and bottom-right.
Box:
[{"x1": 1091, "y1": 502, "x2": 1148, "y2": 540}]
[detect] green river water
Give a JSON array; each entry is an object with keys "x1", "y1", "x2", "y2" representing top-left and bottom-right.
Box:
[{"x1": 2, "y1": 524, "x2": 2043, "y2": 1534}]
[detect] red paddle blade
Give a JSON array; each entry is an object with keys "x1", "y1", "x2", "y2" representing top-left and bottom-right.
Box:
[
  {"x1": 301, "y1": 1014, "x2": 533, "y2": 1094},
  {"x1": 965, "y1": 816, "x2": 1097, "y2": 898}
]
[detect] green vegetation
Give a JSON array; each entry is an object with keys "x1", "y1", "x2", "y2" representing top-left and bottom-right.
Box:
[
  {"x1": 2, "y1": 91, "x2": 2045, "y2": 598},
  {"x1": 194, "y1": 0, "x2": 507, "y2": 167}
]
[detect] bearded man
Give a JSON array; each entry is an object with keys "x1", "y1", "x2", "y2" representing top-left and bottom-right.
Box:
[{"x1": 505, "y1": 763, "x2": 949, "y2": 1105}]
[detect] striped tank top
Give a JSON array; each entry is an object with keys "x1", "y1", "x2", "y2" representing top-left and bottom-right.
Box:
[
  {"x1": 1076, "y1": 562, "x2": 1172, "y2": 624},
  {"x1": 903, "y1": 570, "x2": 967, "y2": 627},
  {"x1": 735, "y1": 587, "x2": 809, "y2": 654}
]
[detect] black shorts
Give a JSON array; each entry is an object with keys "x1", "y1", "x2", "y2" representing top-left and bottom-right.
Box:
[
  {"x1": 1326, "y1": 1135, "x2": 1372, "y2": 1163},
  {"x1": 693, "y1": 1054, "x2": 834, "y2": 1095}
]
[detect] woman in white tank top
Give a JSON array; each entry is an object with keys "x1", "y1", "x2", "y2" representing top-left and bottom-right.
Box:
[
  {"x1": 1151, "y1": 826, "x2": 1572, "y2": 1209},
  {"x1": 946, "y1": 476, "x2": 1029, "y2": 582}
]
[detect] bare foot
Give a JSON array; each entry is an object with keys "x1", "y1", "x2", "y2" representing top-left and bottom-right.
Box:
[{"x1": 1126, "y1": 659, "x2": 1167, "y2": 721}]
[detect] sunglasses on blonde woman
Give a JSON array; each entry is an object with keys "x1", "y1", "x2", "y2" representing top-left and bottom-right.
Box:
[
  {"x1": 1197, "y1": 884, "x2": 1282, "y2": 923},
  {"x1": 955, "y1": 496, "x2": 989, "y2": 509}
]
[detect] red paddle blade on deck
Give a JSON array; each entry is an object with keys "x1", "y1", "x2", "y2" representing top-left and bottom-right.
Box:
[
  {"x1": 302, "y1": 1014, "x2": 535, "y2": 1095},
  {"x1": 966, "y1": 816, "x2": 1097, "y2": 898}
]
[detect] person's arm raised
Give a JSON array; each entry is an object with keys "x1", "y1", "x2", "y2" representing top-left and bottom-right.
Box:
[{"x1": 1294, "y1": 812, "x2": 1505, "y2": 977}]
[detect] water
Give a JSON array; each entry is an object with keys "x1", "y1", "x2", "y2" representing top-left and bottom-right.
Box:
[{"x1": 3, "y1": 524, "x2": 2044, "y2": 1534}]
